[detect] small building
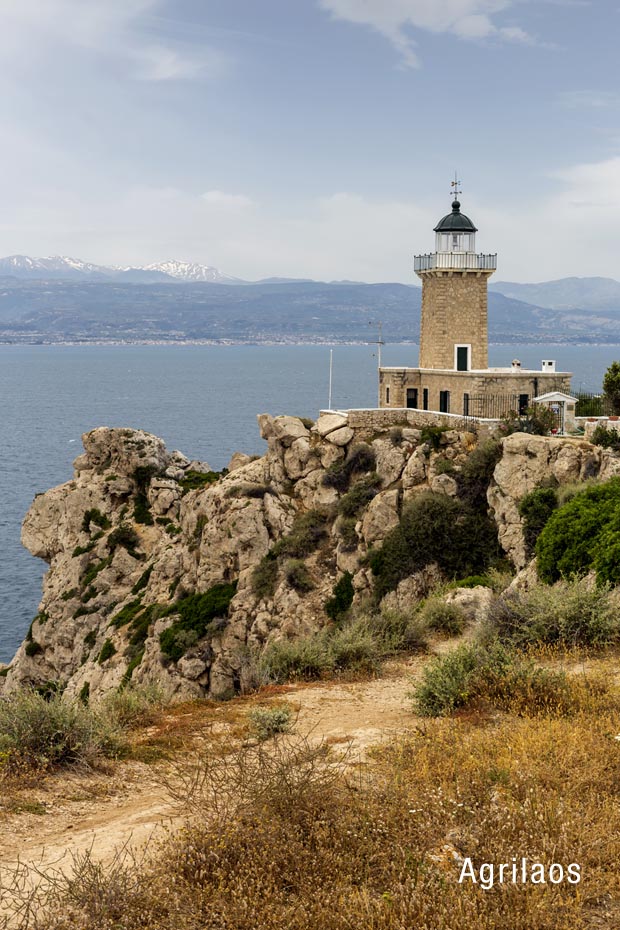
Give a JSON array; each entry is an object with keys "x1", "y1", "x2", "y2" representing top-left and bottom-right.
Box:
[
  {"x1": 379, "y1": 192, "x2": 572, "y2": 417},
  {"x1": 533, "y1": 391, "x2": 578, "y2": 434}
]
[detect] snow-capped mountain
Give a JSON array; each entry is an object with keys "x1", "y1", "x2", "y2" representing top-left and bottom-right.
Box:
[
  {"x1": 0, "y1": 254, "x2": 244, "y2": 283},
  {"x1": 141, "y1": 260, "x2": 243, "y2": 283},
  {"x1": 0, "y1": 255, "x2": 114, "y2": 279}
]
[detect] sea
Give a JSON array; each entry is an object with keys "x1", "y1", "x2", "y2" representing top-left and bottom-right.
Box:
[{"x1": 0, "y1": 341, "x2": 616, "y2": 663}]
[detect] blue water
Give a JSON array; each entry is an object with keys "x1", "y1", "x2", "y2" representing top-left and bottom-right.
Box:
[{"x1": 0, "y1": 342, "x2": 616, "y2": 663}]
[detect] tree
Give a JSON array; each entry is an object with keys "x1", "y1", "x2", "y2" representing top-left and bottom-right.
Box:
[{"x1": 603, "y1": 361, "x2": 620, "y2": 414}]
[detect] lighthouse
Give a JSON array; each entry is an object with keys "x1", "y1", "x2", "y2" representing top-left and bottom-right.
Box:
[{"x1": 378, "y1": 183, "x2": 572, "y2": 418}]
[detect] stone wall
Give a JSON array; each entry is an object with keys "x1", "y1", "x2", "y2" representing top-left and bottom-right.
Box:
[
  {"x1": 418, "y1": 270, "x2": 492, "y2": 370},
  {"x1": 322, "y1": 407, "x2": 499, "y2": 435}
]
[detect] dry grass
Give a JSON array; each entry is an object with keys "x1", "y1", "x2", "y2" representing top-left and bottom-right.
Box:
[{"x1": 7, "y1": 661, "x2": 620, "y2": 930}]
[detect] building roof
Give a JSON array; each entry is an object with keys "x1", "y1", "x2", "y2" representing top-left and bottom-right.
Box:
[{"x1": 434, "y1": 200, "x2": 478, "y2": 233}]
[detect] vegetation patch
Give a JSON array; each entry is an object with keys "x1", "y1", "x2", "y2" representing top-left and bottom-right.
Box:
[
  {"x1": 591, "y1": 423, "x2": 620, "y2": 451},
  {"x1": 131, "y1": 564, "x2": 153, "y2": 595},
  {"x1": 225, "y1": 483, "x2": 274, "y2": 499},
  {"x1": 81, "y1": 556, "x2": 111, "y2": 589},
  {"x1": 322, "y1": 443, "x2": 376, "y2": 492},
  {"x1": 418, "y1": 599, "x2": 467, "y2": 636},
  {"x1": 498, "y1": 404, "x2": 557, "y2": 436},
  {"x1": 420, "y1": 425, "x2": 448, "y2": 451},
  {"x1": 325, "y1": 571, "x2": 354, "y2": 620},
  {"x1": 518, "y1": 486, "x2": 559, "y2": 557},
  {"x1": 484, "y1": 578, "x2": 620, "y2": 648},
  {"x1": 179, "y1": 470, "x2": 223, "y2": 494},
  {"x1": 252, "y1": 556, "x2": 279, "y2": 599},
  {"x1": 159, "y1": 582, "x2": 238, "y2": 661},
  {"x1": 367, "y1": 492, "x2": 499, "y2": 601},
  {"x1": 283, "y1": 559, "x2": 314, "y2": 593},
  {"x1": 536, "y1": 477, "x2": 620, "y2": 584},
  {"x1": 247, "y1": 705, "x2": 293, "y2": 741},
  {"x1": 97, "y1": 639, "x2": 117, "y2": 665},
  {"x1": 81, "y1": 508, "x2": 111, "y2": 533},
  {"x1": 337, "y1": 474, "x2": 381, "y2": 517},
  {"x1": 270, "y1": 509, "x2": 329, "y2": 560},
  {"x1": 25, "y1": 640, "x2": 43, "y2": 658},
  {"x1": 108, "y1": 523, "x2": 141, "y2": 558}
]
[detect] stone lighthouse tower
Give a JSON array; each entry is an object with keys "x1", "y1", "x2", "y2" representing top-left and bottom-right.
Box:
[
  {"x1": 378, "y1": 183, "x2": 573, "y2": 417},
  {"x1": 416, "y1": 194, "x2": 496, "y2": 372}
]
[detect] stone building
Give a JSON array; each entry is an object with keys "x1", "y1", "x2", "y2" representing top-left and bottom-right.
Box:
[{"x1": 379, "y1": 193, "x2": 572, "y2": 417}]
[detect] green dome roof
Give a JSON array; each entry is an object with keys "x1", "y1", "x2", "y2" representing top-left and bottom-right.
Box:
[{"x1": 434, "y1": 200, "x2": 478, "y2": 233}]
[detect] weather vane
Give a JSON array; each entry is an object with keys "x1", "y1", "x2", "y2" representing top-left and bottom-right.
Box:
[{"x1": 451, "y1": 172, "x2": 462, "y2": 200}]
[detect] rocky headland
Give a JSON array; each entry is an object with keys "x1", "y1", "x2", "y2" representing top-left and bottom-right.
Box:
[{"x1": 3, "y1": 413, "x2": 619, "y2": 701}]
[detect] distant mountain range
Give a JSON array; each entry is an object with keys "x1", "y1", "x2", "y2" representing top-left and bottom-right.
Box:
[{"x1": 0, "y1": 254, "x2": 619, "y2": 345}]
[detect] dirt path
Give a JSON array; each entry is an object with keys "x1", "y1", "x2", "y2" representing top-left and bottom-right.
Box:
[{"x1": 0, "y1": 658, "x2": 421, "y2": 890}]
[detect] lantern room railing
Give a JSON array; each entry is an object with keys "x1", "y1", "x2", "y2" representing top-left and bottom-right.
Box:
[{"x1": 414, "y1": 252, "x2": 497, "y2": 272}]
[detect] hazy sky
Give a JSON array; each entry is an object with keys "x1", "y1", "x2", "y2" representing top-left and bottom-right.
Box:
[{"x1": 0, "y1": 0, "x2": 618, "y2": 282}]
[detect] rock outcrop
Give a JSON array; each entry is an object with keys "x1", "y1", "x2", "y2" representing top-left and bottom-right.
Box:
[{"x1": 5, "y1": 415, "x2": 615, "y2": 701}]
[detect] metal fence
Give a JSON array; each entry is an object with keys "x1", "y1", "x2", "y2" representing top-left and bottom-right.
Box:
[
  {"x1": 465, "y1": 394, "x2": 525, "y2": 419},
  {"x1": 413, "y1": 252, "x2": 498, "y2": 273},
  {"x1": 574, "y1": 391, "x2": 614, "y2": 417}
]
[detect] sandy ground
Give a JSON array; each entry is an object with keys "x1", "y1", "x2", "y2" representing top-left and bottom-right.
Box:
[{"x1": 0, "y1": 657, "x2": 423, "y2": 902}]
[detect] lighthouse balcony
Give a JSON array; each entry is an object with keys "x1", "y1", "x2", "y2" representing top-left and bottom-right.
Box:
[{"x1": 414, "y1": 251, "x2": 497, "y2": 273}]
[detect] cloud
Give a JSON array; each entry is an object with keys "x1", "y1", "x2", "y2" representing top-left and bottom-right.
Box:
[
  {"x1": 318, "y1": 0, "x2": 533, "y2": 67},
  {"x1": 202, "y1": 190, "x2": 256, "y2": 209},
  {"x1": 0, "y1": 0, "x2": 228, "y2": 82}
]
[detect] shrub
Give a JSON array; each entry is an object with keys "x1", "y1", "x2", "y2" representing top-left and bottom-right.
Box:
[
  {"x1": 591, "y1": 424, "x2": 620, "y2": 450},
  {"x1": 322, "y1": 443, "x2": 376, "y2": 492},
  {"x1": 337, "y1": 516, "x2": 359, "y2": 552},
  {"x1": 178, "y1": 470, "x2": 222, "y2": 494},
  {"x1": 368, "y1": 492, "x2": 499, "y2": 601},
  {"x1": 419, "y1": 600, "x2": 467, "y2": 636},
  {"x1": 420, "y1": 425, "x2": 447, "y2": 451},
  {"x1": 484, "y1": 579, "x2": 620, "y2": 648},
  {"x1": 536, "y1": 477, "x2": 620, "y2": 584},
  {"x1": 498, "y1": 405, "x2": 556, "y2": 436},
  {"x1": 433, "y1": 456, "x2": 455, "y2": 475},
  {"x1": 82, "y1": 556, "x2": 111, "y2": 588},
  {"x1": 110, "y1": 599, "x2": 143, "y2": 628},
  {"x1": 270, "y1": 510, "x2": 329, "y2": 559},
  {"x1": 259, "y1": 635, "x2": 332, "y2": 682},
  {"x1": 414, "y1": 643, "x2": 485, "y2": 716},
  {"x1": 325, "y1": 571, "x2": 354, "y2": 620},
  {"x1": 283, "y1": 559, "x2": 314, "y2": 593},
  {"x1": 247, "y1": 705, "x2": 293, "y2": 741},
  {"x1": 82, "y1": 508, "x2": 111, "y2": 533},
  {"x1": 389, "y1": 426, "x2": 403, "y2": 446},
  {"x1": 108, "y1": 524, "x2": 140, "y2": 558},
  {"x1": 25, "y1": 640, "x2": 43, "y2": 658},
  {"x1": 328, "y1": 625, "x2": 380, "y2": 675},
  {"x1": 98, "y1": 639, "x2": 117, "y2": 664},
  {"x1": 337, "y1": 474, "x2": 380, "y2": 517},
  {"x1": 0, "y1": 689, "x2": 122, "y2": 771},
  {"x1": 131, "y1": 565, "x2": 153, "y2": 595},
  {"x1": 457, "y1": 439, "x2": 502, "y2": 507},
  {"x1": 225, "y1": 483, "x2": 273, "y2": 499},
  {"x1": 252, "y1": 556, "x2": 279, "y2": 599},
  {"x1": 159, "y1": 582, "x2": 238, "y2": 661},
  {"x1": 603, "y1": 360, "x2": 620, "y2": 414},
  {"x1": 518, "y1": 486, "x2": 559, "y2": 557},
  {"x1": 101, "y1": 684, "x2": 163, "y2": 728}
]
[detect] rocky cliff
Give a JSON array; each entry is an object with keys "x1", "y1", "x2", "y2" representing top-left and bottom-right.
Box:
[{"x1": 4, "y1": 415, "x2": 618, "y2": 701}]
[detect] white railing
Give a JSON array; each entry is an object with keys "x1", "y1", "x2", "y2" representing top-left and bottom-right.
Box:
[{"x1": 414, "y1": 252, "x2": 497, "y2": 272}]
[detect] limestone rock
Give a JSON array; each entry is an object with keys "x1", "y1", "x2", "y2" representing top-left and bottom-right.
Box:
[
  {"x1": 326, "y1": 426, "x2": 354, "y2": 447},
  {"x1": 372, "y1": 439, "x2": 408, "y2": 487},
  {"x1": 360, "y1": 490, "x2": 400, "y2": 545},
  {"x1": 444, "y1": 586, "x2": 494, "y2": 623},
  {"x1": 272, "y1": 416, "x2": 310, "y2": 447},
  {"x1": 380, "y1": 565, "x2": 443, "y2": 613},
  {"x1": 316, "y1": 413, "x2": 348, "y2": 437},
  {"x1": 402, "y1": 450, "x2": 427, "y2": 489},
  {"x1": 227, "y1": 452, "x2": 253, "y2": 473}
]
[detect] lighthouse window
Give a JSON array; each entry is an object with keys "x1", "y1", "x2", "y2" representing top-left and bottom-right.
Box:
[
  {"x1": 452, "y1": 234, "x2": 459, "y2": 249},
  {"x1": 439, "y1": 391, "x2": 450, "y2": 413}
]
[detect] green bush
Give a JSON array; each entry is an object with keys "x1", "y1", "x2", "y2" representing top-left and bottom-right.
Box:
[
  {"x1": 82, "y1": 508, "x2": 111, "y2": 533},
  {"x1": 591, "y1": 424, "x2": 620, "y2": 450},
  {"x1": 271, "y1": 510, "x2": 329, "y2": 560},
  {"x1": 159, "y1": 582, "x2": 238, "y2": 661},
  {"x1": 368, "y1": 492, "x2": 498, "y2": 601},
  {"x1": 25, "y1": 640, "x2": 43, "y2": 658},
  {"x1": 131, "y1": 565, "x2": 153, "y2": 595},
  {"x1": 536, "y1": 478, "x2": 620, "y2": 584},
  {"x1": 389, "y1": 426, "x2": 403, "y2": 446},
  {"x1": 0, "y1": 689, "x2": 122, "y2": 771},
  {"x1": 98, "y1": 639, "x2": 117, "y2": 665},
  {"x1": 82, "y1": 556, "x2": 111, "y2": 588},
  {"x1": 498, "y1": 405, "x2": 557, "y2": 437},
  {"x1": 325, "y1": 571, "x2": 354, "y2": 620},
  {"x1": 458, "y1": 439, "x2": 502, "y2": 507},
  {"x1": 247, "y1": 705, "x2": 293, "y2": 741},
  {"x1": 328, "y1": 625, "x2": 380, "y2": 674},
  {"x1": 603, "y1": 360, "x2": 620, "y2": 414},
  {"x1": 413, "y1": 643, "x2": 485, "y2": 716},
  {"x1": 252, "y1": 556, "x2": 279, "y2": 599},
  {"x1": 259, "y1": 635, "x2": 333, "y2": 682},
  {"x1": 484, "y1": 579, "x2": 620, "y2": 648},
  {"x1": 322, "y1": 444, "x2": 376, "y2": 492},
  {"x1": 283, "y1": 559, "x2": 314, "y2": 593},
  {"x1": 433, "y1": 456, "x2": 455, "y2": 475},
  {"x1": 420, "y1": 426, "x2": 447, "y2": 451},
  {"x1": 419, "y1": 600, "x2": 467, "y2": 636},
  {"x1": 337, "y1": 474, "x2": 380, "y2": 517},
  {"x1": 362, "y1": 608, "x2": 429, "y2": 654},
  {"x1": 518, "y1": 487, "x2": 559, "y2": 557},
  {"x1": 108, "y1": 524, "x2": 140, "y2": 558},
  {"x1": 337, "y1": 516, "x2": 359, "y2": 552},
  {"x1": 178, "y1": 470, "x2": 222, "y2": 494}
]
